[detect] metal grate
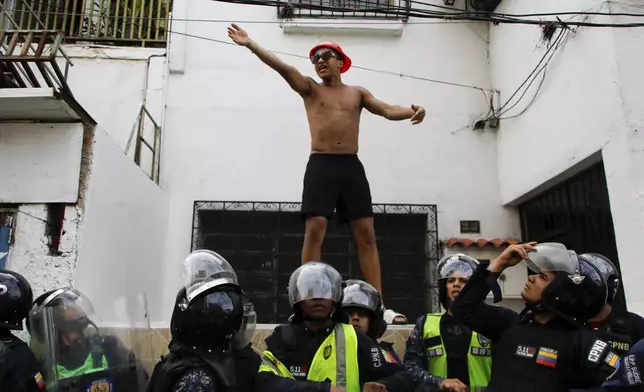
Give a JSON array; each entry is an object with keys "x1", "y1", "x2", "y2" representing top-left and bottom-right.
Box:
[
  {"x1": 191, "y1": 201, "x2": 440, "y2": 324},
  {"x1": 519, "y1": 162, "x2": 624, "y2": 310},
  {"x1": 277, "y1": 0, "x2": 410, "y2": 19},
  {"x1": 4, "y1": 0, "x2": 171, "y2": 47}
]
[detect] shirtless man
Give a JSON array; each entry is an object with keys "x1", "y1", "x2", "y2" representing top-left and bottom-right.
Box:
[{"x1": 228, "y1": 24, "x2": 425, "y2": 323}]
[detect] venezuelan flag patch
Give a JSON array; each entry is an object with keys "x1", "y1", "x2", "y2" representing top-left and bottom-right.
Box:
[
  {"x1": 536, "y1": 347, "x2": 558, "y2": 368},
  {"x1": 381, "y1": 349, "x2": 398, "y2": 363},
  {"x1": 605, "y1": 352, "x2": 621, "y2": 369},
  {"x1": 34, "y1": 372, "x2": 45, "y2": 391}
]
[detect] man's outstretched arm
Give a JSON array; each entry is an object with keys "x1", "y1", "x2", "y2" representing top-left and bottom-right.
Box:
[
  {"x1": 359, "y1": 87, "x2": 425, "y2": 124},
  {"x1": 228, "y1": 24, "x2": 312, "y2": 96}
]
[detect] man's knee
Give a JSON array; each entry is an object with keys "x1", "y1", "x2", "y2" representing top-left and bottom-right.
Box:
[
  {"x1": 352, "y1": 219, "x2": 376, "y2": 247},
  {"x1": 305, "y1": 216, "x2": 327, "y2": 242}
]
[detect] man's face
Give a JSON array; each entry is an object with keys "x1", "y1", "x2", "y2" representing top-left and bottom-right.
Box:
[
  {"x1": 311, "y1": 48, "x2": 343, "y2": 79},
  {"x1": 522, "y1": 270, "x2": 556, "y2": 303},
  {"x1": 56, "y1": 307, "x2": 88, "y2": 350},
  {"x1": 300, "y1": 298, "x2": 334, "y2": 320},
  {"x1": 446, "y1": 271, "x2": 468, "y2": 301},
  {"x1": 344, "y1": 307, "x2": 370, "y2": 334}
]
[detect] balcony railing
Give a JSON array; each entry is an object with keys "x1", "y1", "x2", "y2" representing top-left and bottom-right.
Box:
[
  {"x1": 0, "y1": 29, "x2": 73, "y2": 90},
  {"x1": 3, "y1": 0, "x2": 171, "y2": 47},
  {"x1": 277, "y1": 0, "x2": 410, "y2": 19}
]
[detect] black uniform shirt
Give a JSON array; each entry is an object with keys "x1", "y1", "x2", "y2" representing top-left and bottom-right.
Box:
[
  {"x1": 451, "y1": 265, "x2": 620, "y2": 392},
  {"x1": 0, "y1": 331, "x2": 43, "y2": 392},
  {"x1": 256, "y1": 322, "x2": 415, "y2": 392}
]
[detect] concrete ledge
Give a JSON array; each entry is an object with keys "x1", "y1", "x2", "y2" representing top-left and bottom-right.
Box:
[
  {"x1": 0, "y1": 88, "x2": 96, "y2": 124},
  {"x1": 281, "y1": 18, "x2": 405, "y2": 37}
]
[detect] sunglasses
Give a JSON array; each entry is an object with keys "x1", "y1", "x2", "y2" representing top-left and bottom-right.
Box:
[{"x1": 310, "y1": 50, "x2": 340, "y2": 64}]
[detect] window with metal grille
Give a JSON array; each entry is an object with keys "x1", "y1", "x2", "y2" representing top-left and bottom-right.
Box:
[
  {"x1": 191, "y1": 201, "x2": 440, "y2": 324},
  {"x1": 276, "y1": 0, "x2": 410, "y2": 20}
]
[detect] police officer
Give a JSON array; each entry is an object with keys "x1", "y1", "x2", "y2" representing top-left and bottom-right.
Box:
[
  {"x1": 581, "y1": 253, "x2": 644, "y2": 357},
  {"x1": 257, "y1": 261, "x2": 415, "y2": 392},
  {"x1": 146, "y1": 249, "x2": 260, "y2": 392},
  {"x1": 405, "y1": 254, "x2": 489, "y2": 392},
  {"x1": 341, "y1": 279, "x2": 401, "y2": 363},
  {"x1": 0, "y1": 269, "x2": 44, "y2": 392},
  {"x1": 27, "y1": 287, "x2": 147, "y2": 391},
  {"x1": 450, "y1": 242, "x2": 619, "y2": 391}
]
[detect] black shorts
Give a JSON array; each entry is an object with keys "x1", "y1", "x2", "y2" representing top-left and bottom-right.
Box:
[{"x1": 301, "y1": 153, "x2": 373, "y2": 222}]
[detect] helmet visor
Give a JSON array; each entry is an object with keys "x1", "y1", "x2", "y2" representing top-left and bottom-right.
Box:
[
  {"x1": 525, "y1": 243, "x2": 580, "y2": 275},
  {"x1": 181, "y1": 250, "x2": 238, "y2": 303}
]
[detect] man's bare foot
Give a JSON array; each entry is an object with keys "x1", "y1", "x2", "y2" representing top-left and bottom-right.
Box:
[{"x1": 383, "y1": 309, "x2": 407, "y2": 324}]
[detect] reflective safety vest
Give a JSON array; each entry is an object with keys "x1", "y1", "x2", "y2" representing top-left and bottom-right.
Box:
[
  {"x1": 259, "y1": 323, "x2": 361, "y2": 392},
  {"x1": 56, "y1": 352, "x2": 108, "y2": 379},
  {"x1": 423, "y1": 313, "x2": 492, "y2": 389}
]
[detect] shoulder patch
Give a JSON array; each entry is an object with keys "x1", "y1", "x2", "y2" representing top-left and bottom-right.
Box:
[
  {"x1": 34, "y1": 372, "x2": 45, "y2": 391},
  {"x1": 477, "y1": 334, "x2": 491, "y2": 347},
  {"x1": 588, "y1": 339, "x2": 609, "y2": 363}
]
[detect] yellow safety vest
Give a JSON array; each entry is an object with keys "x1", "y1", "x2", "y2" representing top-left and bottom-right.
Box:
[
  {"x1": 259, "y1": 323, "x2": 361, "y2": 392},
  {"x1": 423, "y1": 313, "x2": 492, "y2": 389}
]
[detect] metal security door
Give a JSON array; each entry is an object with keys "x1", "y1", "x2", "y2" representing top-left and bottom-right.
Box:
[{"x1": 519, "y1": 162, "x2": 624, "y2": 310}]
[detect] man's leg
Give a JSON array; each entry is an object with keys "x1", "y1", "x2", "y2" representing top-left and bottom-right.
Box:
[
  {"x1": 302, "y1": 216, "x2": 328, "y2": 263},
  {"x1": 342, "y1": 155, "x2": 407, "y2": 324},
  {"x1": 350, "y1": 217, "x2": 381, "y2": 292}
]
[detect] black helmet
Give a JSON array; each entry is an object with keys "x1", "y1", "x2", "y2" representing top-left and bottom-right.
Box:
[
  {"x1": 579, "y1": 253, "x2": 619, "y2": 304},
  {"x1": 0, "y1": 269, "x2": 33, "y2": 330},
  {"x1": 288, "y1": 262, "x2": 344, "y2": 322},
  {"x1": 342, "y1": 279, "x2": 386, "y2": 339},
  {"x1": 526, "y1": 243, "x2": 608, "y2": 327},
  {"x1": 436, "y1": 254, "x2": 478, "y2": 310},
  {"x1": 171, "y1": 286, "x2": 245, "y2": 350},
  {"x1": 171, "y1": 250, "x2": 246, "y2": 351}
]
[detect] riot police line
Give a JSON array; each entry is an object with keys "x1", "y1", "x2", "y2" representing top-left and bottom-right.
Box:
[{"x1": 1, "y1": 242, "x2": 644, "y2": 392}]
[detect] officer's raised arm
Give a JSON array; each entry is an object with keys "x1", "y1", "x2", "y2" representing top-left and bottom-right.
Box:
[{"x1": 449, "y1": 244, "x2": 535, "y2": 341}]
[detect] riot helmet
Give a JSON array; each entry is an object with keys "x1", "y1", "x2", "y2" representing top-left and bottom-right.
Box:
[
  {"x1": 579, "y1": 253, "x2": 620, "y2": 304},
  {"x1": 436, "y1": 254, "x2": 478, "y2": 310},
  {"x1": 0, "y1": 269, "x2": 33, "y2": 330},
  {"x1": 288, "y1": 262, "x2": 344, "y2": 321},
  {"x1": 172, "y1": 250, "x2": 246, "y2": 351},
  {"x1": 525, "y1": 243, "x2": 608, "y2": 326},
  {"x1": 27, "y1": 288, "x2": 99, "y2": 371},
  {"x1": 342, "y1": 279, "x2": 386, "y2": 338}
]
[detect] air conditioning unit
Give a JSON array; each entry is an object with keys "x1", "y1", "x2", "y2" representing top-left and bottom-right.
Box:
[{"x1": 470, "y1": 0, "x2": 502, "y2": 12}]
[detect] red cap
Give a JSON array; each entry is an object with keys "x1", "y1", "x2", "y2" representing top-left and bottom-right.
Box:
[{"x1": 309, "y1": 41, "x2": 352, "y2": 74}]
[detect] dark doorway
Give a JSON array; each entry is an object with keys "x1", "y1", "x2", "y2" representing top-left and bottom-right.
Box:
[
  {"x1": 519, "y1": 162, "x2": 625, "y2": 311},
  {"x1": 191, "y1": 201, "x2": 440, "y2": 324}
]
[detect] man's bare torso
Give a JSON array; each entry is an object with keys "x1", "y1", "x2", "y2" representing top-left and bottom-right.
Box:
[{"x1": 303, "y1": 82, "x2": 363, "y2": 154}]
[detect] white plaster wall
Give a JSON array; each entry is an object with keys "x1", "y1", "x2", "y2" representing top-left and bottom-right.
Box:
[
  {"x1": 160, "y1": 0, "x2": 520, "y2": 320},
  {"x1": 0, "y1": 123, "x2": 84, "y2": 203},
  {"x1": 56, "y1": 45, "x2": 167, "y2": 150},
  {"x1": 75, "y1": 128, "x2": 169, "y2": 325},
  {"x1": 491, "y1": 0, "x2": 644, "y2": 314},
  {"x1": 491, "y1": 0, "x2": 622, "y2": 205},
  {"x1": 5, "y1": 204, "x2": 80, "y2": 298},
  {"x1": 599, "y1": 3, "x2": 644, "y2": 315}
]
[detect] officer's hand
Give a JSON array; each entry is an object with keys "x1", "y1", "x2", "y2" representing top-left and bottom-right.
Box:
[
  {"x1": 438, "y1": 378, "x2": 467, "y2": 392},
  {"x1": 491, "y1": 242, "x2": 537, "y2": 271},
  {"x1": 363, "y1": 382, "x2": 388, "y2": 392},
  {"x1": 330, "y1": 387, "x2": 347, "y2": 392}
]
